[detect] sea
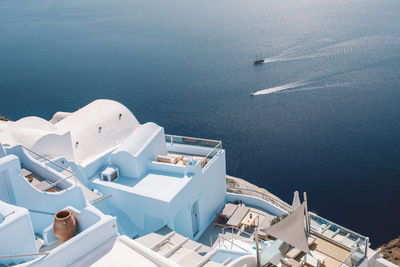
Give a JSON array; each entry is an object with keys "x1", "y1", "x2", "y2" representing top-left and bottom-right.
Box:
[{"x1": 0, "y1": 0, "x2": 399, "y2": 247}]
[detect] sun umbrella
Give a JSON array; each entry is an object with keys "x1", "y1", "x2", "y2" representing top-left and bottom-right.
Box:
[{"x1": 292, "y1": 191, "x2": 301, "y2": 212}]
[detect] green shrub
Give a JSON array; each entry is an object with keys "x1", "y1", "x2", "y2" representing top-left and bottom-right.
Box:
[{"x1": 270, "y1": 214, "x2": 288, "y2": 226}]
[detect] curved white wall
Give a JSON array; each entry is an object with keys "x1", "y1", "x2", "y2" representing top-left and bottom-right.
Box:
[
  {"x1": 111, "y1": 122, "x2": 167, "y2": 178},
  {"x1": 226, "y1": 192, "x2": 287, "y2": 216},
  {"x1": 32, "y1": 132, "x2": 74, "y2": 161},
  {"x1": 55, "y1": 99, "x2": 140, "y2": 163}
]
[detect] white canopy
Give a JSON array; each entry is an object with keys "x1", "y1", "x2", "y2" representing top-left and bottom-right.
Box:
[{"x1": 261, "y1": 202, "x2": 310, "y2": 253}]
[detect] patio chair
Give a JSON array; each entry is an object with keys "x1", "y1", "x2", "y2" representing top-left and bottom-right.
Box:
[
  {"x1": 213, "y1": 203, "x2": 238, "y2": 226},
  {"x1": 280, "y1": 258, "x2": 303, "y2": 267},
  {"x1": 300, "y1": 253, "x2": 320, "y2": 267},
  {"x1": 307, "y1": 236, "x2": 316, "y2": 246},
  {"x1": 310, "y1": 251, "x2": 326, "y2": 265},
  {"x1": 258, "y1": 214, "x2": 278, "y2": 240},
  {"x1": 286, "y1": 247, "x2": 302, "y2": 259},
  {"x1": 285, "y1": 236, "x2": 316, "y2": 260},
  {"x1": 226, "y1": 205, "x2": 250, "y2": 228}
]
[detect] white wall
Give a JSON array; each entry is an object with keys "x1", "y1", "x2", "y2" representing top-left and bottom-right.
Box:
[
  {"x1": 0, "y1": 144, "x2": 6, "y2": 158},
  {"x1": 32, "y1": 132, "x2": 74, "y2": 161},
  {"x1": 0, "y1": 155, "x2": 86, "y2": 234},
  {"x1": 168, "y1": 150, "x2": 227, "y2": 239},
  {"x1": 74, "y1": 152, "x2": 112, "y2": 185},
  {"x1": 29, "y1": 206, "x2": 119, "y2": 267},
  {"x1": 111, "y1": 123, "x2": 167, "y2": 179},
  {"x1": 0, "y1": 201, "x2": 37, "y2": 265},
  {"x1": 226, "y1": 192, "x2": 287, "y2": 216},
  {"x1": 92, "y1": 179, "x2": 170, "y2": 237},
  {"x1": 7, "y1": 145, "x2": 74, "y2": 189},
  {"x1": 90, "y1": 149, "x2": 226, "y2": 241}
]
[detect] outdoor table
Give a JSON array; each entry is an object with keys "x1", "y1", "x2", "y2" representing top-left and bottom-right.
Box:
[{"x1": 240, "y1": 211, "x2": 259, "y2": 232}]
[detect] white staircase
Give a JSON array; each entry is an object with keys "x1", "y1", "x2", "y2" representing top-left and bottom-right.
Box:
[{"x1": 135, "y1": 228, "x2": 227, "y2": 267}]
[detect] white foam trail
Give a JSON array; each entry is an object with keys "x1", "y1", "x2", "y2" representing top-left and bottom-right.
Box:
[
  {"x1": 252, "y1": 82, "x2": 308, "y2": 95},
  {"x1": 262, "y1": 56, "x2": 286, "y2": 63},
  {"x1": 263, "y1": 54, "x2": 319, "y2": 63},
  {"x1": 261, "y1": 35, "x2": 400, "y2": 64},
  {"x1": 276, "y1": 82, "x2": 349, "y2": 94},
  {"x1": 252, "y1": 81, "x2": 350, "y2": 96}
]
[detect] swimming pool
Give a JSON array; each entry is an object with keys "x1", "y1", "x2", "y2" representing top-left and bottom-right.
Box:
[{"x1": 211, "y1": 249, "x2": 250, "y2": 264}]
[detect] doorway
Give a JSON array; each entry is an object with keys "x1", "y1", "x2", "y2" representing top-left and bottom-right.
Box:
[{"x1": 191, "y1": 200, "x2": 199, "y2": 237}]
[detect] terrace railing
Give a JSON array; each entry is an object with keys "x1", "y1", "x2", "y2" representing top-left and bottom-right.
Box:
[
  {"x1": 227, "y1": 187, "x2": 292, "y2": 213},
  {"x1": 209, "y1": 234, "x2": 250, "y2": 252},
  {"x1": 0, "y1": 252, "x2": 50, "y2": 259},
  {"x1": 339, "y1": 243, "x2": 368, "y2": 267},
  {"x1": 20, "y1": 145, "x2": 77, "y2": 191},
  {"x1": 165, "y1": 134, "x2": 222, "y2": 169},
  {"x1": 309, "y1": 212, "x2": 368, "y2": 259}
]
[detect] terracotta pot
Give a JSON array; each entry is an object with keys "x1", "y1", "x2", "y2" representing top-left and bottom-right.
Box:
[{"x1": 54, "y1": 210, "x2": 77, "y2": 242}]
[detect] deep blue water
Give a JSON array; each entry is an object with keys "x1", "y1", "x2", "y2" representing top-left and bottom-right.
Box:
[{"x1": 1, "y1": 0, "x2": 399, "y2": 247}]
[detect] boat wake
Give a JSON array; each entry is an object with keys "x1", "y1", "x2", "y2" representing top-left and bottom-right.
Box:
[
  {"x1": 251, "y1": 82, "x2": 308, "y2": 95},
  {"x1": 251, "y1": 81, "x2": 349, "y2": 96},
  {"x1": 261, "y1": 35, "x2": 400, "y2": 64},
  {"x1": 251, "y1": 35, "x2": 400, "y2": 96}
]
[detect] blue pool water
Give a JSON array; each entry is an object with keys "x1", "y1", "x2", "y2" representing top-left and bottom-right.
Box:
[{"x1": 0, "y1": 0, "x2": 399, "y2": 246}]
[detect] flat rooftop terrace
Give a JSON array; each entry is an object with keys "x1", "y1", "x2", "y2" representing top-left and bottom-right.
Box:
[{"x1": 93, "y1": 171, "x2": 190, "y2": 202}]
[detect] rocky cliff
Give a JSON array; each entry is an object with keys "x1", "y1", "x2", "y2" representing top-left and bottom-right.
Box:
[{"x1": 380, "y1": 237, "x2": 400, "y2": 265}]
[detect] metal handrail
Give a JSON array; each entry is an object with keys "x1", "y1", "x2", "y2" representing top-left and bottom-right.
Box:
[
  {"x1": 28, "y1": 209, "x2": 54, "y2": 215},
  {"x1": 202, "y1": 142, "x2": 222, "y2": 169},
  {"x1": 4, "y1": 210, "x2": 15, "y2": 219},
  {"x1": 205, "y1": 141, "x2": 222, "y2": 156},
  {"x1": 41, "y1": 174, "x2": 75, "y2": 192},
  {"x1": 221, "y1": 226, "x2": 235, "y2": 235},
  {"x1": 20, "y1": 145, "x2": 77, "y2": 190},
  {"x1": 165, "y1": 134, "x2": 223, "y2": 169},
  {"x1": 339, "y1": 247, "x2": 365, "y2": 267},
  {"x1": 221, "y1": 225, "x2": 253, "y2": 239},
  {"x1": 21, "y1": 145, "x2": 73, "y2": 174},
  {"x1": 165, "y1": 134, "x2": 222, "y2": 145},
  {"x1": 0, "y1": 252, "x2": 50, "y2": 259},
  {"x1": 227, "y1": 187, "x2": 292, "y2": 212},
  {"x1": 209, "y1": 234, "x2": 250, "y2": 252},
  {"x1": 90, "y1": 194, "x2": 112, "y2": 205}
]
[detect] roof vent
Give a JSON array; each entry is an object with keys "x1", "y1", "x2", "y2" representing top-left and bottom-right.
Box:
[{"x1": 101, "y1": 166, "x2": 119, "y2": 182}]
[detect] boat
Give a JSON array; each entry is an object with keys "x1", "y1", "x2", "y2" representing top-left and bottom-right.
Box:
[
  {"x1": 0, "y1": 99, "x2": 395, "y2": 266},
  {"x1": 253, "y1": 59, "x2": 265, "y2": 65}
]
